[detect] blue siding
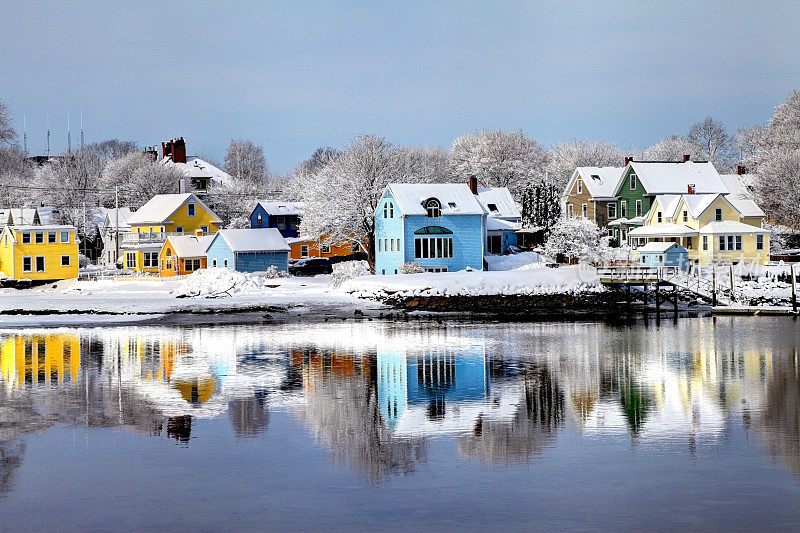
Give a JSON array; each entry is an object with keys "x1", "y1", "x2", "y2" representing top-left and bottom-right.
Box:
[
  {"x1": 248, "y1": 204, "x2": 300, "y2": 238},
  {"x1": 374, "y1": 191, "x2": 405, "y2": 275},
  {"x1": 206, "y1": 233, "x2": 236, "y2": 269},
  {"x1": 639, "y1": 247, "x2": 689, "y2": 270},
  {"x1": 235, "y1": 251, "x2": 288, "y2": 273},
  {"x1": 402, "y1": 214, "x2": 484, "y2": 271}
]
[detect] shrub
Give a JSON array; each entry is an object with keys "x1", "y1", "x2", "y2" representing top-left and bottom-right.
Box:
[
  {"x1": 329, "y1": 260, "x2": 370, "y2": 288},
  {"x1": 400, "y1": 262, "x2": 425, "y2": 274},
  {"x1": 264, "y1": 265, "x2": 288, "y2": 278}
]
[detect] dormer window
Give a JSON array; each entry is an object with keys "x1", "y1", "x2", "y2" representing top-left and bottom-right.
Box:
[
  {"x1": 448, "y1": 202, "x2": 456, "y2": 208},
  {"x1": 487, "y1": 203, "x2": 498, "y2": 212},
  {"x1": 715, "y1": 208, "x2": 723, "y2": 221},
  {"x1": 187, "y1": 203, "x2": 196, "y2": 217},
  {"x1": 630, "y1": 174, "x2": 637, "y2": 190},
  {"x1": 425, "y1": 199, "x2": 441, "y2": 218},
  {"x1": 577, "y1": 180, "x2": 583, "y2": 194}
]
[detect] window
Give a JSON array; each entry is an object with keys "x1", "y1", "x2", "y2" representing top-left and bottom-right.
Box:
[
  {"x1": 184, "y1": 259, "x2": 201, "y2": 272},
  {"x1": 61, "y1": 255, "x2": 70, "y2": 266},
  {"x1": 257, "y1": 215, "x2": 263, "y2": 228},
  {"x1": 641, "y1": 256, "x2": 647, "y2": 265},
  {"x1": 582, "y1": 204, "x2": 588, "y2": 218},
  {"x1": 682, "y1": 210, "x2": 688, "y2": 223},
  {"x1": 607, "y1": 203, "x2": 617, "y2": 219},
  {"x1": 576, "y1": 180, "x2": 583, "y2": 194},
  {"x1": 126, "y1": 253, "x2": 136, "y2": 269},
  {"x1": 321, "y1": 244, "x2": 330, "y2": 254},
  {"x1": 187, "y1": 203, "x2": 196, "y2": 217},
  {"x1": 21, "y1": 232, "x2": 30, "y2": 244},
  {"x1": 567, "y1": 204, "x2": 574, "y2": 218},
  {"x1": 200, "y1": 226, "x2": 209, "y2": 234},
  {"x1": 703, "y1": 236, "x2": 708, "y2": 251},
  {"x1": 425, "y1": 199, "x2": 441, "y2": 218},
  {"x1": 448, "y1": 202, "x2": 456, "y2": 209},
  {"x1": 735, "y1": 235, "x2": 742, "y2": 251},
  {"x1": 377, "y1": 239, "x2": 382, "y2": 252},
  {"x1": 756, "y1": 234, "x2": 764, "y2": 250},
  {"x1": 620, "y1": 201, "x2": 627, "y2": 219},
  {"x1": 389, "y1": 202, "x2": 394, "y2": 218},
  {"x1": 636, "y1": 200, "x2": 642, "y2": 217},
  {"x1": 390, "y1": 239, "x2": 394, "y2": 252},
  {"x1": 224, "y1": 259, "x2": 229, "y2": 268},
  {"x1": 48, "y1": 232, "x2": 56, "y2": 243},
  {"x1": 142, "y1": 252, "x2": 158, "y2": 268},
  {"x1": 276, "y1": 216, "x2": 286, "y2": 230},
  {"x1": 621, "y1": 228, "x2": 627, "y2": 242},
  {"x1": 212, "y1": 259, "x2": 217, "y2": 267},
  {"x1": 425, "y1": 267, "x2": 448, "y2": 273},
  {"x1": 175, "y1": 226, "x2": 184, "y2": 234},
  {"x1": 630, "y1": 174, "x2": 637, "y2": 190},
  {"x1": 487, "y1": 235, "x2": 502, "y2": 254},
  {"x1": 414, "y1": 237, "x2": 453, "y2": 259},
  {"x1": 22, "y1": 256, "x2": 32, "y2": 272},
  {"x1": 487, "y1": 203, "x2": 498, "y2": 212},
  {"x1": 657, "y1": 211, "x2": 662, "y2": 223},
  {"x1": 657, "y1": 255, "x2": 664, "y2": 263},
  {"x1": 35, "y1": 256, "x2": 45, "y2": 272},
  {"x1": 383, "y1": 203, "x2": 388, "y2": 218},
  {"x1": 608, "y1": 228, "x2": 614, "y2": 237},
  {"x1": 718, "y1": 235, "x2": 740, "y2": 251},
  {"x1": 35, "y1": 232, "x2": 44, "y2": 244},
  {"x1": 715, "y1": 208, "x2": 723, "y2": 221},
  {"x1": 396, "y1": 238, "x2": 400, "y2": 251},
  {"x1": 301, "y1": 245, "x2": 309, "y2": 258},
  {"x1": 686, "y1": 237, "x2": 693, "y2": 250}
]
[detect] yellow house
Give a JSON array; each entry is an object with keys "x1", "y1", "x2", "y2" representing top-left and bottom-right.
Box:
[
  {"x1": 0, "y1": 333, "x2": 80, "y2": 391},
  {"x1": 628, "y1": 192, "x2": 769, "y2": 265},
  {"x1": 0, "y1": 225, "x2": 79, "y2": 281},
  {"x1": 121, "y1": 193, "x2": 222, "y2": 273}
]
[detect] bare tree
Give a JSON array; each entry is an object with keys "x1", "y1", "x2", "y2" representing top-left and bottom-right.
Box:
[
  {"x1": 449, "y1": 129, "x2": 548, "y2": 196},
  {"x1": 0, "y1": 100, "x2": 17, "y2": 148},
  {"x1": 33, "y1": 149, "x2": 104, "y2": 225},
  {"x1": 546, "y1": 139, "x2": 626, "y2": 189},
  {"x1": 643, "y1": 135, "x2": 708, "y2": 162},
  {"x1": 100, "y1": 151, "x2": 187, "y2": 208},
  {"x1": 223, "y1": 139, "x2": 268, "y2": 184},
  {"x1": 687, "y1": 116, "x2": 732, "y2": 168}
]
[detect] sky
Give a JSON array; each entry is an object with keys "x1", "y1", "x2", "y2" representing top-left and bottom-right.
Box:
[{"x1": 1, "y1": 0, "x2": 798, "y2": 174}]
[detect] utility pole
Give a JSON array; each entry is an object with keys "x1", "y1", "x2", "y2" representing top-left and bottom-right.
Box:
[
  {"x1": 80, "y1": 108, "x2": 84, "y2": 149},
  {"x1": 712, "y1": 267, "x2": 717, "y2": 307},
  {"x1": 729, "y1": 264, "x2": 735, "y2": 301},
  {"x1": 791, "y1": 264, "x2": 797, "y2": 314},
  {"x1": 22, "y1": 114, "x2": 27, "y2": 153},
  {"x1": 82, "y1": 202, "x2": 87, "y2": 257},
  {"x1": 115, "y1": 187, "x2": 120, "y2": 266}
]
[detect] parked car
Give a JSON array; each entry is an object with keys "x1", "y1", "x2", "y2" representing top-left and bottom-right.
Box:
[{"x1": 288, "y1": 258, "x2": 333, "y2": 276}]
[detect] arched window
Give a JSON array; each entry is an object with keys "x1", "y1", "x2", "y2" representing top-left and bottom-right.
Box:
[{"x1": 425, "y1": 199, "x2": 441, "y2": 218}]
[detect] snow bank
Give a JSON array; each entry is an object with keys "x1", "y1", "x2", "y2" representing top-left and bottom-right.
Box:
[
  {"x1": 329, "y1": 260, "x2": 370, "y2": 288},
  {"x1": 172, "y1": 268, "x2": 273, "y2": 298},
  {"x1": 484, "y1": 252, "x2": 544, "y2": 271},
  {"x1": 339, "y1": 266, "x2": 602, "y2": 299}
]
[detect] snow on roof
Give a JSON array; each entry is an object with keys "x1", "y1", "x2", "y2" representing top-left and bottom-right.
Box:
[
  {"x1": 476, "y1": 187, "x2": 521, "y2": 220},
  {"x1": 486, "y1": 217, "x2": 521, "y2": 232},
  {"x1": 575, "y1": 166, "x2": 624, "y2": 198},
  {"x1": 719, "y1": 174, "x2": 765, "y2": 218},
  {"x1": 638, "y1": 241, "x2": 686, "y2": 253},
  {"x1": 387, "y1": 183, "x2": 486, "y2": 216},
  {"x1": 628, "y1": 223, "x2": 698, "y2": 237},
  {"x1": 682, "y1": 193, "x2": 722, "y2": 218},
  {"x1": 166, "y1": 234, "x2": 215, "y2": 257},
  {"x1": 35, "y1": 206, "x2": 61, "y2": 225},
  {"x1": 626, "y1": 161, "x2": 728, "y2": 195},
  {"x1": 127, "y1": 193, "x2": 220, "y2": 225},
  {"x1": 698, "y1": 221, "x2": 769, "y2": 234},
  {"x1": 6, "y1": 224, "x2": 76, "y2": 231},
  {"x1": 162, "y1": 156, "x2": 231, "y2": 185},
  {"x1": 256, "y1": 201, "x2": 305, "y2": 216},
  {"x1": 652, "y1": 194, "x2": 682, "y2": 219},
  {"x1": 215, "y1": 228, "x2": 290, "y2": 253},
  {"x1": 0, "y1": 208, "x2": 40, "y2": 227},
  {"x1": 607, "y1": 215, "x2": 646, "y2": 227},
  {"x1": 103, "y1": 207, "x2": 134, "y2": 230}
]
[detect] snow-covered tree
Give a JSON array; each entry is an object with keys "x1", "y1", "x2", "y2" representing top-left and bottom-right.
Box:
[
  {"x1": 733, "y1": 124, "x2": 763, "y2": 168},
  {"x1": 285, "y1": 147, "x2": 339, "y2": 201},
  {"x1": 643, "y1": 135, "x2": 708, "y2": 162},
  {"x1": 543, "y1": 218, "x2": 610, "y2": 264},
  {"x1": 100, "y1": 151, "x2": 187, "y2": 208},
  {"x1": 224, "y1": 139, "x2": 268, "y2": 184},
  {"x1": 0, "y1": 100, "x2": 17, "y2": 148},
  {"x1": 546, "y1": 139, "x2": 626, "y2": 190},
  {"x1": 393, "y1": 145, "x2": 450, "y2": 183},
  {"x1": 748, "y1": 91, "x2": 800, "y2": 228},
  {"x1": 449, "y1": 129, "x2": 548, "y2": 196},
  {"x1": 686, "y1": 116, "x2": 732, "y2": 168},
  {"x1": 85, "y1": 139, "x2": 138, "y2": 161},
  {"x1": 299, "y1": 134, "x2": 399, "y2": 268},
  {"x1": 0, "y1": 147, "x2": 35, "y2": 208},
  {"x1": 33, "y1": 149, "x2": 104, "y2": 225}
]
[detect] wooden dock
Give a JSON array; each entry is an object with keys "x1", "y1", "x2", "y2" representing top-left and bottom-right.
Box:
[{"x1": 712, "y1": 306, "x2": 798, "y2": 316}]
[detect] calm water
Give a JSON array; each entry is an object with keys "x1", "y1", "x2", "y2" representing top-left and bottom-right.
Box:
[{"x1": 1, "y1": 317, "x2": 800, "y2": 530}]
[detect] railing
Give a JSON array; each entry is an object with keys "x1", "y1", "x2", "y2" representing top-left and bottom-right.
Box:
[
  {"x1": 122, "y1": 231, "x2": 184, "y2": 244},
  {"x1": 598, "y1": 264, "x2": 732, "y2": 305}
]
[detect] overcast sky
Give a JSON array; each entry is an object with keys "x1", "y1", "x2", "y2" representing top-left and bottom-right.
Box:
[{"x1": 1, "y1": 0, "x2": 798, "y2": 173}]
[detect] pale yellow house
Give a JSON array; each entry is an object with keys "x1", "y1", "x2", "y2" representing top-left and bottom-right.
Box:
[
  {"x1": 628, "y1": 191, "x2": 769, "y2": 265},
  {"x1": 0, "y1": 225, "x2": 79, "y2": 281},
  {"x1": 122, "y1": 193, "x2": 221, "y2": 273}
]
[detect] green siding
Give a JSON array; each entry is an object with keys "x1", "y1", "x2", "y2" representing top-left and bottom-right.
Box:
[{"x1": 611, "y1": 167, "x2": 652, "y2": 246}]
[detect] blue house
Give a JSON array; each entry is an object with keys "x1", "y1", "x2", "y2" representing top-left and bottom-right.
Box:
[
  {"x1": 637, "y1": 241, "x2": 689, "y2": 270},
  {"x1": 206, "y1": 228, "x2": 290, "y2": 273},
  {"x1": 374, "y1": 183, "x2": 487, "y2": 274},
  {"x1": 477, "y1": 187, "x2": 522, "y2": 255},
  {"x1": 249, "y1": 201, "x2": 304, "y2": 238}
]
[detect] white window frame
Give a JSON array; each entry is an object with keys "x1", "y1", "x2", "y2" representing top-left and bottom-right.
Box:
[
  {"x1": 389, "y1": 203, "x2": 394, "y2": 218},
  {"x1": 567, "y1": 204, "x2": 574, "y2": 218},
  {"x1": 396, "y1": 238, "x2": 400, "y2": 252},
  {"x1": 377, "y1": 239, "x2": 382, "y2": 252},
  {"x1": 582, "y1": 203, "x2": 588, "y2": 218},
  {"x1": 21, "y1": 232, "x2": 31, "y2": 244},
  {"x1": 703, "y1": 235, "x2": 708, "y2": 251},
  {"x1": 321, "y1": 243, "x2": 330, "y2": 254},
  {"x1": 383, "y1": 203, "x2": 388, "y2": 218},
  {"x1": 636, "y1": 199, "x2": 642, "y2": 217},
  {"x1": 756, "y1": 234, "x2": 764, "y2": 251},
  {"x1": 300, "y1": 245, "x2": 309, "y2": 258},
  {"x1": 200, "y1": 225, "x2": 209, "y2": 234},
  {"x1": 48, "y1": 232, "x2": 57, "y2": 244},
  {"x1": 576, "y1": 179, "x2": 583, "y2": 194},
  {"x1": 620, "y1": 201, "x2": 627, "y2": 219},
  {"x1": 187, "y1": 203, "x2": 196, "y2": 217},
  {"x1": 35, "y1": 255, "x2": 45, "y2": 272},
  {"x1": 126, "y1": 253, "x2": 136, "y2": 269},
  {"x1": 22, "y1": 256, "x2": 33, "y2": 272},
  {"x1": 61, "y1": 255, "x2": 70, "y2": 267},
  {"x1": 682, "y1": 210, "x2": 688, "y2": 223},
  {"x1": 425, "y1": 199, "x2": 441, "y2": 218},
  {"x1": 630, "y1": 174, "x2": 637, "y2": 190},
  {"x1": 414, "y1": 237, "x2": 453, "y2": 259},
  {"x1": 657, "y1": 212, "x2": 662, "y2": 223},
  {"x1": 35, "y1": 232, "x2": 44, "y2": 244},
  {"x1": 175, "y1": 226, "x2": 184, "y2": 234},
  {"x1": 715, "y1": 208, "x2": 723, "y2": 222}
]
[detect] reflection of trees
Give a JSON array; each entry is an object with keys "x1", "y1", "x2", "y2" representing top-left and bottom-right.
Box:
[
  {"x1": 228, "y1": 393, "x2": 269, "y2": 438},
  {"x1": 294, "y1": 353, "x2": 426, "y2": 483},
  {"x1": 759, "y1": 355, "x2": 800, "y2": 476},
  {"x1": 0, "y1": 442, "x2": 24, "y2": 501},
  {"x1": 457, "y1": 363, "x2": 563, "y2": 464}
]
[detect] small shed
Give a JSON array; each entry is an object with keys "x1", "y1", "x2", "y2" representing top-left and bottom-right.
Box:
[
  {"x1": 206, "y1": 228, "x2": 290, "y2": 273},
  {"x1": 159, "y1": 234, "x2": 214, "y2": 277},
  {"x1": 637, "y1": 241, "x2": 689, "y2": 270}
]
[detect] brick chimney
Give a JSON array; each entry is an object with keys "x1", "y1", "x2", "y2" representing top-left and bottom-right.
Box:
[
  {"x1": 687, "y1": 184, "x2": 696, "y2": 194},
  {"x1": 468, "y1": 177, "x2": 478, "y2": 195},
  {"x1": 683, "y1": 154, "x2": 691, "y2": 162},
  {"x1": 624, "y1": 156, "x2": 634, "y2": 166},
  {"x1": 737, "y1": 165, "x2": 746, "y2": 175},
  {"x1": 163, "y1": 137, "x2": 187, "y2": 163}
]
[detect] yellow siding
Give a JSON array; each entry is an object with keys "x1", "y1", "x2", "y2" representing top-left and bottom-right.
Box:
[
  {"x1": 696, "y1": 232, "x2": 769, "y2": 265},
  {"x1": 697, "y1": 198, "x2": 739, "y2": 227},
  {"x1": 564, "y1": 177, "x2": 595, "y2": 220},
  {"x1": 0, "y1": 334, "x2": 80, "y2": 391},
  {"x1": 0, "y1": 227, "x2": 79, "y2": 281}
]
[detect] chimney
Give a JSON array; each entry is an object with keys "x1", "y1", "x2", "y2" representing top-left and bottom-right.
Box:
[
  {"x1": 172, "y1": 137, "x2": 187, "y2": 163},
  {"x1": 737, "y1": 165, "x2": 745, "y2": 175},
  {"x1": 162, "y1": 141, "x2": 167, "y2": 158},
  {"x1": 687, "y1": 184, "x2": 696, "y2": 194},
  {"x1": 683, "y1": 154, "x2": 691, "y2": 162},
  {"x1": 468, "y1": 177, "x2": 478, "y2": 195},
  {"x1": 624, "y1": 156, "x2": 634, "y2": 166}
]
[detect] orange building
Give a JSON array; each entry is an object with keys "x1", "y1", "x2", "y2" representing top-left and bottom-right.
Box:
[
  {"x1": 158, "y1": 234, "x2": 214, "y2": 277},
  {"x1": 287, "y1": 235, "x2": 363, "y2": 260}
]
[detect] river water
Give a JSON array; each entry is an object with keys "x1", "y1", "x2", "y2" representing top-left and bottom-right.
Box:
[{"x1": 0, "y1": 317, "x2": 799, "y2": 530}]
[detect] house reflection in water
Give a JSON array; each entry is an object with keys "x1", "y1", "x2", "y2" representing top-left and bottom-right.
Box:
[{"x1": 0, "y1": 334, "x2": 80, "y2": 391}]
